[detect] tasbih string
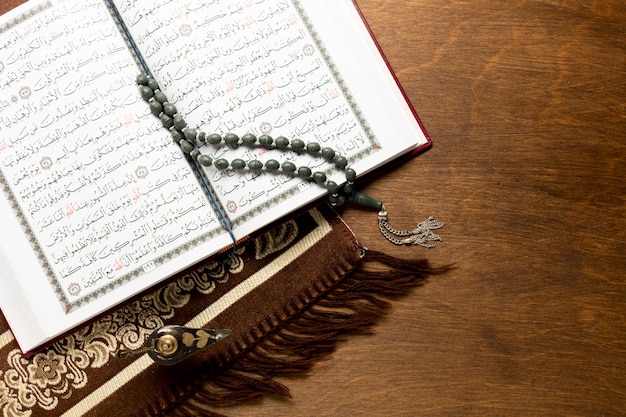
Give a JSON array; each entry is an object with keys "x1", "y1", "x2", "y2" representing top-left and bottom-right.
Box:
[
  {"x1": 136, "y1": 73, "x2": 445, "y2": 251},
  {"x1": 110, "y1": 0, "x2": 444, "y2": 265}
]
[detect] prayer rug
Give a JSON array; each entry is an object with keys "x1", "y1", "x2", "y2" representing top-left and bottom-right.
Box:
[{"x1": 0, "y1": 205, "x2": 442, "y2": 417}]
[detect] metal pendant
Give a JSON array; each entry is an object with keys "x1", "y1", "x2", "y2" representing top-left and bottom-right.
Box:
[
  {"x1": 378, "y1": 208, "x2": 444, "y2": 247},
  {"x1": 116, "y1": 325, "x2": 232, "y2": 366}
]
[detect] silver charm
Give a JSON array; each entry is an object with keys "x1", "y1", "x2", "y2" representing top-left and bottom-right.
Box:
[
  {"x1": 378, "y1": 209, "x2": 444, "y2": 247},
  {"x1": 116, "y1": 325, "x2": 232, "y2": 366}
]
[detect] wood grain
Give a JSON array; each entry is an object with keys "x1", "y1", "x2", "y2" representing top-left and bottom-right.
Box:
[{"x1": 2, "y1": 1, "x2": 625, "y2": 416}]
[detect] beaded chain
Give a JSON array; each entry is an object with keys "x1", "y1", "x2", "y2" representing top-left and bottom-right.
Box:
[
  {"x1": 136, "y1": 73, "x2": 383, "y2": 212},
  {"x1": 137, "y1": 73, "x2": 444, "y2": 248}
]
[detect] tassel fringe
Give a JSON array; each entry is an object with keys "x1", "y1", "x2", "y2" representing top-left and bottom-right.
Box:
[{"x1": 159, "y1": 250, "x2": 449, "y2": 417}]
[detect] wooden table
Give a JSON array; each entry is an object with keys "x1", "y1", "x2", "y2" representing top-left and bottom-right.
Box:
[
  {"x1": 248, "y1": 1, "x2": 626, "y2": 416},
  {"x1": 3, "y1": 0, "x2": 625, "y2": 415}
]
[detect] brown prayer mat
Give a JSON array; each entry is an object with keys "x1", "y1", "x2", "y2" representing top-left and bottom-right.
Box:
[{"x1": 0, "y1": 205, "x2": 441, "y2": 416}]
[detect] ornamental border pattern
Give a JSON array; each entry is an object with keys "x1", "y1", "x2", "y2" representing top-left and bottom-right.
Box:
[{"x1": 0, "y1": 0, "x2": 52, "y2": 34}]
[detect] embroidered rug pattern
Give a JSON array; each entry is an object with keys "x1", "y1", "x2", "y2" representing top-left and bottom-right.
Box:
[{"x1": 0, "y1": 205, "x2": 442, "y2": 416}]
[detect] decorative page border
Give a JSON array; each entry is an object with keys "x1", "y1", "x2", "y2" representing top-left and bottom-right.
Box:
[{"x1": 0, "y1": 0, "x2": 52, "y2": 34}]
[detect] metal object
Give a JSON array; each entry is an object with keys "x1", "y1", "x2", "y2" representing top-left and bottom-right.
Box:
[
  {"x1": 378, "y1": 209, "x2": 444, "y2": 247},
  {"x1": 116, "y1": 325, "x2": 232, "y2": 366}
]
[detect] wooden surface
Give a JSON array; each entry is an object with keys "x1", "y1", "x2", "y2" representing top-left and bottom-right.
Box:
[{"x1": 3, "y1": 0, "x2": 626, "y2": 416}]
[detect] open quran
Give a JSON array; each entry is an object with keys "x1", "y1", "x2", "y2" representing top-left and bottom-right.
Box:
[{"x1": 0, "y1": 0, "x2": 431, "y2": 354}]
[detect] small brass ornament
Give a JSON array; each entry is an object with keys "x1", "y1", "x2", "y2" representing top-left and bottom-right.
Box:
[{"x1": 117, "y1": 325, "x2": 232, "y2": 366}]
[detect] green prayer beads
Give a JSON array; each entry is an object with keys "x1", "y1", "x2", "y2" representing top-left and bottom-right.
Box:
[
  {"x1": 326, "y1": 181, "x2": 339, "y2": 194},
  {"x1": 135, "y1": 73, "x2": 443, "y2": 255},
  {"x1": 197, "y1": 155, "x2": 212, "y2": 166},
  {"x1": 258, "y1": 135, "x2": 273, "y2": 148},
  {"x1": 179, "y1": 140, "x2": 194, "y2": 154},
  {"x1": 321, "y1": 147, "x2": 336, "y2": 161},
  {"x1": 275, "y1": 136, "x2": 289, "y2": 149},
  {"x1": 184, "y1": 128, "x2": 197, "y2": 141},
  {"x1": 154, "y1": 91, "x2": 167, "y2": 104},
  {"x1": 163, "y1": 103, "x2": 177, "y2": 116},
  {"x1": 224, "y1": 133, "x2": 239, "y2": 147},
  {"x1": 173, "y1": 115, "x2": 186, "y2": 130},
  {"x1": 291, "y1": 139, "x2": 306, "y2": 151},
  {"x1": 312, "y1": 172, "x2": 327, "y2": 184},
  {"x1": 149, "y1": 101, "x2": 162, "y2": 115},
  {"x1": 207, "y1": 133, "x2": 222, "y2": 145},
  {"x1": 241, "y1": 133, "x2": 257, "y2": 145},
  {"x1": 307, "y1": 142, "x2": 321, "y2": 153},
  {"x1": 159, "y1": 113, "x2": 173, "y2": 128},
  {"x1": 298, "y1": 166, "x2": 312, "y2": 179},
  {"x1": 140, "y1": 86, "x2": 153, "y2": 100}
]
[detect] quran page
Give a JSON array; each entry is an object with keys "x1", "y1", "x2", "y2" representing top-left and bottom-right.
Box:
[{"x1": 0, "y1": 0, "x2": 235, "y2": 354}]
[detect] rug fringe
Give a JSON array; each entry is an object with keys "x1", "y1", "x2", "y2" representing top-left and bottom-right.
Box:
[{"x1": 161, "y1": 250, "x2": 449, "y2": 416}]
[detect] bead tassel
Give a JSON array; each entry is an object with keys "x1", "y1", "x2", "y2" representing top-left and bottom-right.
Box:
[{"x1": 137, "y1": 74, "x2": 444, "y2": 247}]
